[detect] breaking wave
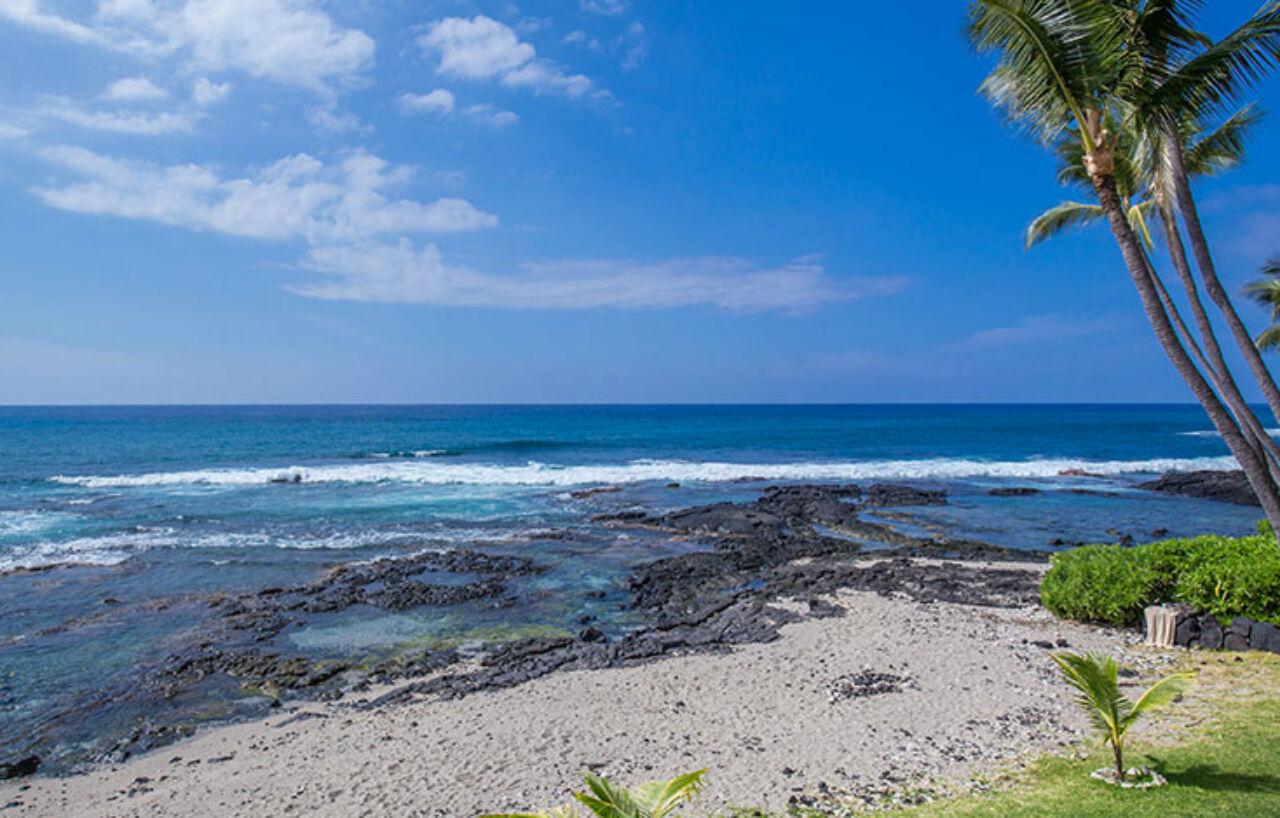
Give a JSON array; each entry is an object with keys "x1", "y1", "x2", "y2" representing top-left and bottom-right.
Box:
[{"x1": 50, "y1": 455, "x2": 1239, "y2": 490}]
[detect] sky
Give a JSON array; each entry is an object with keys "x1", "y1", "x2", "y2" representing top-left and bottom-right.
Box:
[{"x1": 0, "y1": 1, "x2": 1279, "y2": 404}]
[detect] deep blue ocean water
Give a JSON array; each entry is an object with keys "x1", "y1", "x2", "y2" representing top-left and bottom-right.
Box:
[{"x1": 0, "y1": 404, "x2": 1264, "y2": 769}]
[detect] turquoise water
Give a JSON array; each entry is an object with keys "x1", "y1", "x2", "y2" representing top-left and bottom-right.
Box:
[{"x1": 0, "y1": 404, "x2": 1263, "y2": 769}]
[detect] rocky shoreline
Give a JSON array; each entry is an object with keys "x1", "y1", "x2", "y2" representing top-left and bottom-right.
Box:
[
  {"x1": 2, "y1": 470, "x2": 1246, "y2": 781},
  {"x1": 3, "y1": 482, "x2": 1057, "y2": 779}
]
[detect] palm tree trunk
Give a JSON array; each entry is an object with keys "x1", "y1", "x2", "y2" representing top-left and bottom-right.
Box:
[
  {"x1": 1166, "y1": 134, "x2": 1280, "y2": 425},
  {"x1": 1157, "y1": 207, "x2": 1280, "y2": 483},
  {"x1": 1091, "y1": 173, "x2": 1280, "y2": 532}
]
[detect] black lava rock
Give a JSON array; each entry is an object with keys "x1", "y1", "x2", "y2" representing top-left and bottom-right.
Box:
[
  {"x1": 1251, "y1": 622, "x2": 1280, "y2": 653},
  {"x1": 0, "y1": 756, "x2": 39, "y2": 780},
  {"x1": 1137, "y1": 470, "x2": 1259, "y2": 506}
]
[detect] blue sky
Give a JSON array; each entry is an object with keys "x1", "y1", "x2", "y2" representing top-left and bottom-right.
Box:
[{"x1": 0, "y1": 1, "x2": 1278, "y2": 404}]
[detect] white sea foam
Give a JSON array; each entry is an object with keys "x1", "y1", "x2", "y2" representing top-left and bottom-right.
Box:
[
  {"x1": 49, "y1": 455, "x2": 1240, "y2": 490},
  {"x1": 0, "y1": 510, "x2": 75, "y2": 538},
  {"x1": 0, "y1": 526, "x2": 447, "y2": 572},
  {"x1": 1179, "y1": 428, "x2": 1280, "y2": 438}
]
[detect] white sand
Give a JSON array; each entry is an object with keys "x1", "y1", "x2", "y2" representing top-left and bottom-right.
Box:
[{"x1": 2, "y1": 581, "x2": 1156, "y2": 817}]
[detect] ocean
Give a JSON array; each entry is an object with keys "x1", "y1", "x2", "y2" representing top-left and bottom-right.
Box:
[{"x1": 0, "y1": 404, "x2": 1262, "y2": 771}]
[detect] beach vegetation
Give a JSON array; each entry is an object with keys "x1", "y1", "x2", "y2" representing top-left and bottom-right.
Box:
[
  {"x1": 967, "y1": 0, "x2": 1280, "y2": 540},
  {"x1": 1050, "y1": 652, "x2": 1190, "y2": 783},
  {"x1": 1040, "y1": 532, "x2": 1280, "y2": 626},
  {"x1": 483, "y1": 768, "x2": 707, "y2": 818}
]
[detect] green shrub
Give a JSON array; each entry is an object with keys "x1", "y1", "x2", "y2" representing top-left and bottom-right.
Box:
[
  {"x1": 1175, "y1": 537, "x2": 1280, "y2": 624},
  {"x1": 1041, "y1": 544, "x2": 1162, "y2": 626},
  {"x1": 1041, "y1": 529, "x2": 1280, "y2": 628}
]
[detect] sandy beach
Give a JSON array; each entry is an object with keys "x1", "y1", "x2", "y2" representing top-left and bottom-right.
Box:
[{"x1": 1, "y1": 561, "x2": 1164, "y2": 817}]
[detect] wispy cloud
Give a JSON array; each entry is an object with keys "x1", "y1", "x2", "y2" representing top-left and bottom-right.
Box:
[
  {"x1": 34, "y1": 146, "x2": 497, "y2": 242},
  {"x1": 463, "y1": 103, "x2": 518, "y2": 127},
  {"x1": 39, "y1": 95, "x2": 199, "y2": 135},
  {"x1": 397, "y1": 89, "x2": 455, "y2": 115},
  {"x1": 580, "y1": 0, "x2": 629, "y2": 15},
  {"x1": 191, "y1": 77, "x2": 232, "y2": 106},
  {"x1": 294, "y1": 241, "x2": 908, "y2": 311},
  {"x1": 397, "y1": 89, "x2": 518, "y2": 127},
  {"x1": 0, "y1": 0, "x2": 374, "y2": 95},
  {"x1": 102, "y1": 76, "x2": 167, "y2": 101},
  {"x1": 418, "y1": 15, "x2": 594, "y2": 98},
  {"x1": 950, "y1": 314, "x2": 1125, "y2": 352}
]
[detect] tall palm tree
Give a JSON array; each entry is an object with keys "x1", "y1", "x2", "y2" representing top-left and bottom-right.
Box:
[
  {"x1": 1138, "y1": 1, "x2": 1280, "y2": 423},
  {"x1": 1026, "y1": 102, "x2": 1280, "y2": 487},
  {"x1": 966, "y1": 0, "x2": 1280, "y2": 535}
]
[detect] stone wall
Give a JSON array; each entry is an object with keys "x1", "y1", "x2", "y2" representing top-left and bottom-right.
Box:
[{"x1": 1172, "y1": 609, "x2": 1280, "y2": 653}]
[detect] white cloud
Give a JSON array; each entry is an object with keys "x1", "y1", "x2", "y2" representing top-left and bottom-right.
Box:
[
  {"x1": 580, "y1": 0, "x2": 628, "y2": 15},
  {"x1": 419, "y1": 15, "x2": 594, "y2": 98},
  {"x1": 0, "y1": 0, "x2": 374, "y2": 94},
  {"x1": 398, "y1": 89, "x2": 455, "y2": 115},
  {"x1": 951, "y1": 314, "x2": 1124, "y2": 351},
  {"x1": 103, "y1": 76, "x2": 167, "y2": 101},
  {"x1": 397, "y1": 91, "x2": 515, "y2": 127},
  {"x1": 463, "y1": 103, "x2": 518, "y2": 127},
  {"x1": 294, "y1": 241, "x2": 907, "y2": 311},
  {"x1": 0, "y1": 123, "x2": 29, "y2": 138},
  {"x1": 41, "y1": 96, "x2": 198, "y2": 135},
  {"x1": 621, "y1": 21, "x2": 647, "y2": 71},
  {"x1": 0, "y1": 0, "x2": 107, "y2": 45},
  {"x1": 34, "y1": 146, "x2": 497, "y2": 243},
  {"x1": 305, "y1": 106, "x2": 366, "y2": 134},
  {"x1": 191, "y1": 76, "x2": 231, "y2": 105}
]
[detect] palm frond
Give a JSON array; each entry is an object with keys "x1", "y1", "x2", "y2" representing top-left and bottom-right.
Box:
[
  {"x1": 1148, "y1": 2, "x2": 1280, "y2": 126},
  {"x1": 1125, "y1": 672, "x2": 1192, "y2": 727},
  {"x1": 631, "y1": 770, "x2": 707, "y2": 818},
  {"x1": 577, "y1": 773, "x2": 643, "y2": 818},
  {"x1": 1051, "y1": 652, "x2": 1127, "y2": 744},
  {"x1": 1256, "y1": 324, "x2": 1280, "y2": 352},
  {"x1": 1183, "y1": 103, "x2": 1264, "y2": 176},
  {"x1": 967, "y1": 0, "x2": 1103, "y2": 146},
  {"x1": 1026, "y1": 200, "x2": 1107, "y2": 248}
]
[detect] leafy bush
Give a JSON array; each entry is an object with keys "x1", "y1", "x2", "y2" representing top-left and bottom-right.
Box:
[
  {"x1": 1040, "y1": 544, "x2": 1163, "y2": 626},
  {"x1": 1175, "y1": 539, "x2": 1280, "y2": 623},
  {"x1": 1041, "y1": 530, "x2": 1280, "y2": 627}
]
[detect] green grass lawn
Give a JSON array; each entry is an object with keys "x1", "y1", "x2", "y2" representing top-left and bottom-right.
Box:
[
  {"x1": 724, "y1": 653, "x2": 1280, "y2": 818},
  {"x1": 907, "y1": 653, "x2": 1280, "y2": 818}
]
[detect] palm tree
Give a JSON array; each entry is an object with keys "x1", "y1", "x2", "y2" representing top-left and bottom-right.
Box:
[
  {"x1": 1026, "y1": 101, "x2": 1280, "y2": 485},
  {"x1": 1139, "y1": 2, "x2": 1280, "y2": 423},
  {"x1": 967, "y1": 0, "x2": 1280, "y2": 536},
  {"x1": 1052, "y1": 652, "x2": 1189, "y2": 782},
  {"x1": 1246, "y1": 258, "x2": 1280, "y2": 351}
]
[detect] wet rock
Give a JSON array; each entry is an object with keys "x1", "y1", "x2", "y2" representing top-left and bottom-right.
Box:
[
  {"x1": 0, "y1": 756, "x2": 39, "y2": 780},
  {"x1": 862, "y1": 484, "x2": 947, "y2": 507},
  {"x1": 989, "y1": 487, "x2": 1040, "y2": 497},
  {"x1": 366, "y1": 579, "x2": 506, "y2": 612},
  {"x1": 569, "y1": 486, "x2": 623, "y2": 500},
  {"x1": 1137, "y1": 470, "x2": 1259, "y2": 506}
]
